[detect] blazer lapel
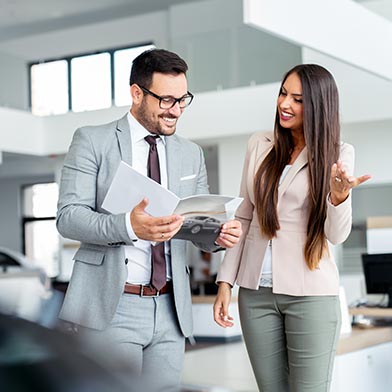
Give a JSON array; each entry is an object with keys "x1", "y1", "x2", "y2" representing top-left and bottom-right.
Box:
[
  {"x1": 115, "y1": 114, "x2": 132, "y2": 166},
  {"x1": 166, "y1": 136, "x2": 181, "y2": 195},
  {"x1": 278, "y1": 146, "x2": 308, "y2": 202}
]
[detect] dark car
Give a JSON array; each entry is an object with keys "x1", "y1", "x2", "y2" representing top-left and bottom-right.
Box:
[
  {"x1": 0, "y1": 314, "x2": 143, "y2": 392},
  {"x1": 0, "y1": 246, "x2": 47, "y2": 283},
  {"x1": 174, "y1": 215, "x2": 221, "y2": 242}
]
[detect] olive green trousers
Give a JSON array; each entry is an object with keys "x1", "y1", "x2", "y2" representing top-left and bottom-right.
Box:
[{"x1": 238, "y1": 287, "x2": 341, "y2": 392}]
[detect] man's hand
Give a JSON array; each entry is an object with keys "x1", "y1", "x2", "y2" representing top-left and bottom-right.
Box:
[
  {"x1": 130, "y1": 198, "x2": 184, "y2": 242},
  {"x1": 215, "y1": 219, "x2": 242, "y2": 248}
]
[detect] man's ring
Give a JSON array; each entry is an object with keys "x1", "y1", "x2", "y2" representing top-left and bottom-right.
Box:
[
  {"x1": 335, "y1": 177, "x2": 342, "y2": 183},
  {"x1": 161, "y1": 233, "x2": 165, "y2": 239}
]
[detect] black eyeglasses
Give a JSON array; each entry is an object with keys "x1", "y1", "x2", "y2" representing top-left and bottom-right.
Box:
[{"x1": 139, "y1": 86, "x2": 194, "y2": 109}]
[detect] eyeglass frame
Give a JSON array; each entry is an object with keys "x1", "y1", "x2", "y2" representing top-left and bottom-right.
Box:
[{"x1": 138, "y1": 85, "x2": 194, "y2": 109}]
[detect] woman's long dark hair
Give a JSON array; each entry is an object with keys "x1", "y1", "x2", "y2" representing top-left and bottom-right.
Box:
[{"x1": 254, "y1": 64, "x2": 341, "y2": 270}]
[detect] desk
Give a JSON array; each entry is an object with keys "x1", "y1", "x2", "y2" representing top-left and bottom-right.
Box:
[
  {"x1": 337, "y1": 326, "x2": 392, "y2": 354},
  {"x1": 332, "y1": 321, "x2": 392, "y2": 392},
  {"x1": 349, "y1": 306, "x2": 392, "y2": 318},
  {"x1": 338, "y1": 307, "x2": 392, "y2": 355}
]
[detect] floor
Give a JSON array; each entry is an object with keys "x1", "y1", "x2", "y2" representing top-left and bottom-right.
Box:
[{"x1": 182, "y1": 339, "x2": 258, "y2": 392}]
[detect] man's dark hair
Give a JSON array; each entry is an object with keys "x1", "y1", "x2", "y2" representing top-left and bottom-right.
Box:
[{"x1": 129, "y1": 48, "x2": 188, "y2": 88}]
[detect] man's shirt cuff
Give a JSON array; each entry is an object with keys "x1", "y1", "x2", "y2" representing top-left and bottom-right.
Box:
[{"x1": 125, "y1": 212, "x2": 138, "y2": 242}]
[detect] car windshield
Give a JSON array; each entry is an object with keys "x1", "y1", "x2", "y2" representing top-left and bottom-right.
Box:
[{"x1": 0, "y1": 252, "x2": 20, "y2": 267}]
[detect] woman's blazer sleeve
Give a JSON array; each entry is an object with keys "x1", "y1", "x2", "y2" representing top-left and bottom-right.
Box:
[{"x1": 324, "y1": 142, "x2": 355, "y2": 244}]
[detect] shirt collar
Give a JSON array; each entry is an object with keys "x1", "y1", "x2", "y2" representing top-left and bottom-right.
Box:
[{"x1": 127, "y1": 111, "x2": 166, "y2": 145}]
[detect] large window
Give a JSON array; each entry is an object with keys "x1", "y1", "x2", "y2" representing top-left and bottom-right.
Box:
[
  {"x1": 31, "y1": 60, "x2": 69, "y2": 116},
  {"x1": 71, "y1": 53, "x2": 112, "y2": 112},
  {"x1": 114, "y1": 45, "x2": 154, "y2": 107},
  {"x1": 30, "y1": 43, "x2": 155, "y2": 116},
  {"x1": 22, "y1": 182, "x2": 59, "y2": 278}
]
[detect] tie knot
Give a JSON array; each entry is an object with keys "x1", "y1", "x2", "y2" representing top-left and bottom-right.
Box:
[{"x1": 145, "y1": 135, "x2": 160, "y2": 146}]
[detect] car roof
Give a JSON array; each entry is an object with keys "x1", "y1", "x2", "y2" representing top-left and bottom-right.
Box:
[{"x1": 0, "y1": 246, "x2": 36, "y2": 268}]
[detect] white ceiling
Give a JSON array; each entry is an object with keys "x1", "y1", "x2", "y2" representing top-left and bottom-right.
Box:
[
  {"x1": 0, "y1": 0, "x2": 391, "y2": 43},
  {"x1": 0, "y1": 0, "x2": 129, "y2": 28},
  {"x1": 0, "y1": 0, "x2": 196, "y2": 41}
]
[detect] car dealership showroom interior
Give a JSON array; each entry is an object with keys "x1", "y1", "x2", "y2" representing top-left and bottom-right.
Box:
[{"x1": 1, "y1": 1, "x2": 392, "y2": 391}]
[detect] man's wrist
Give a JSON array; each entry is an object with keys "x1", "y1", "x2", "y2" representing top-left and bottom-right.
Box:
[{"x1": 125, "y1": 212, "x2": 138, "y2": 242}]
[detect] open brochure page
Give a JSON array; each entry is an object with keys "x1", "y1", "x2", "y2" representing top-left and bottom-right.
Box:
[
  {"x1": 102, "y1": 161, "x2": 243, "y2": 242},
  {"x1": 174, "y1": 194, "x2": 242, "y2": 219},
  {"x1": 173, "y1": 195, "x2": 243, "y2": 242}
]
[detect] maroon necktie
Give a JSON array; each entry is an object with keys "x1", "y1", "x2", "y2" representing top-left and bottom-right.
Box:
[{"x1": 145, "y1": 135, "x2": 166, "y2": 290}]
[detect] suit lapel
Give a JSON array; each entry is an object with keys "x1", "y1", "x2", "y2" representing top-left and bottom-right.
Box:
[
  {"x1": 278, "y1": 146, "x2": 308, "y2": 202},
  {"x1": 115, "y1": 114, "x2": 132, "y2": 166},
  {"x1": 166, "y1": 136, "x2": 181, "y2": 195}
]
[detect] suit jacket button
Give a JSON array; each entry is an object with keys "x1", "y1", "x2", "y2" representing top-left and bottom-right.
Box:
[{"x1": 125, "y1": 258, "x2": 128, "y2": 265}]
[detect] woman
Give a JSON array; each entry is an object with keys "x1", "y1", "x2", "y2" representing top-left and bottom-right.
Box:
[{"x1": 213, "y1": 64, "x2": 370, "y2": 392}]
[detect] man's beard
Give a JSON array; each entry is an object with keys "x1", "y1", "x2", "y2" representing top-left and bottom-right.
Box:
[{"x1": 136, "y1": 99, "x2": 177, "y2": 136}]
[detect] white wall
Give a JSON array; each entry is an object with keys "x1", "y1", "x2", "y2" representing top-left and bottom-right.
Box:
[
  {"x1": 1, "y1": 77, "x2": 391, "y2": 187},
  {"x1": 170, "y1": 0, "x2": 301, "y2": 91},
  {"x1": 0, "y1": 52, "x2": 29, "y2": 110},
  {"x1": 0, "y1": 0, "x2": 301, "y2": 110},
  {"x1": 0, "y1": 107, "x2": 45, "y2": 155},
  {"x1": 244, "y1": 0, "x2": 392, "y2": 80},
  {"x1": 302, "y1": 48, "x2": 392, "y2": 125},
  {"x1": 303, "y1": 47, "x2": 392, "y2": 185},
  {"x1": 343, "y1": 120, "x2": 392, "y2": 184},
  {"x1": 0, "y1": 11, "x2": 168, "y2": 61},
  {"x1": 0, "y1": 174, "x2": 54, "y2": 251},
  {"x1": 218, "y1": 135, "x2": 249, "y2": 196},
  {"x1": 0, "y1": 0, "x2": 391, "y2": 158}
]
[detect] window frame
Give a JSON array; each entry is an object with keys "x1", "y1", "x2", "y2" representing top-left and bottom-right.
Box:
[
  {"x1": 21, "y1": 181, "x2": 59, "y2": 277},
  {"x1": 28, "y1": 41, "x2": 154, "y2": 114}
]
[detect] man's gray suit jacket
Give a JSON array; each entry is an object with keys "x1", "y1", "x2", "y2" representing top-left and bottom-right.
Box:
[{"x1": 57, "y1": 114, "x2": 217, "y2": 337}]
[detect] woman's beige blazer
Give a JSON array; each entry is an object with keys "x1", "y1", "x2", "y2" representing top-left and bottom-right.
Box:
[{"x1": 217, "y1": 131, "x2": 354, "y2": 296}]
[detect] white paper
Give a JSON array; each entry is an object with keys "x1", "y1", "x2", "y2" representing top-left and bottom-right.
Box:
[
  {"x1": 102, "y1": 161, "x2": 243, "y2": 219},
  {"x1": 102, "y1": 161, "x2": 179, "y2": 216}
]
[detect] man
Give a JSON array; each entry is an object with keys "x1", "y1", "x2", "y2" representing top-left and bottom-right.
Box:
[{"x1": 56, "y1": 49, "x2": 241, "y2": 390}]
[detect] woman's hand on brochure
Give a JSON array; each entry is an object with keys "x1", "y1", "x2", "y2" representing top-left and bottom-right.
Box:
[
  {"x1": 214, "y1": 282, "x2": 234, "y2": 328},
  {"x1": 215, "y1": 219, "x2": 242, "y2": 248}
]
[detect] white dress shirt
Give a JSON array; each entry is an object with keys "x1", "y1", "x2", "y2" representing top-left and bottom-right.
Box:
[
  {"x1": 124, "y1": 111, "x2": 172, "y2": 284},
  {"x1": 259, "y1": 164, "x2": 292, "y2": 287}
]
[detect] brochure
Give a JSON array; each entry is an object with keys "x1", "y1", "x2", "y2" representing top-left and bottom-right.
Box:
[{"x1": 102, "y1": 161, "x2": 243, "y2": 242}]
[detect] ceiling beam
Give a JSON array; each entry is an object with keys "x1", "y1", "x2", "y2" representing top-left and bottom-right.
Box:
[{"x1": 243, "y1": 0, "x2": 392, "y2": 81}]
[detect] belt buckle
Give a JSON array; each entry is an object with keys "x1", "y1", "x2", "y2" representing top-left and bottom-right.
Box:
[{"x1": 140, "y1": 284, "x2": 160, "y2": 297}]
